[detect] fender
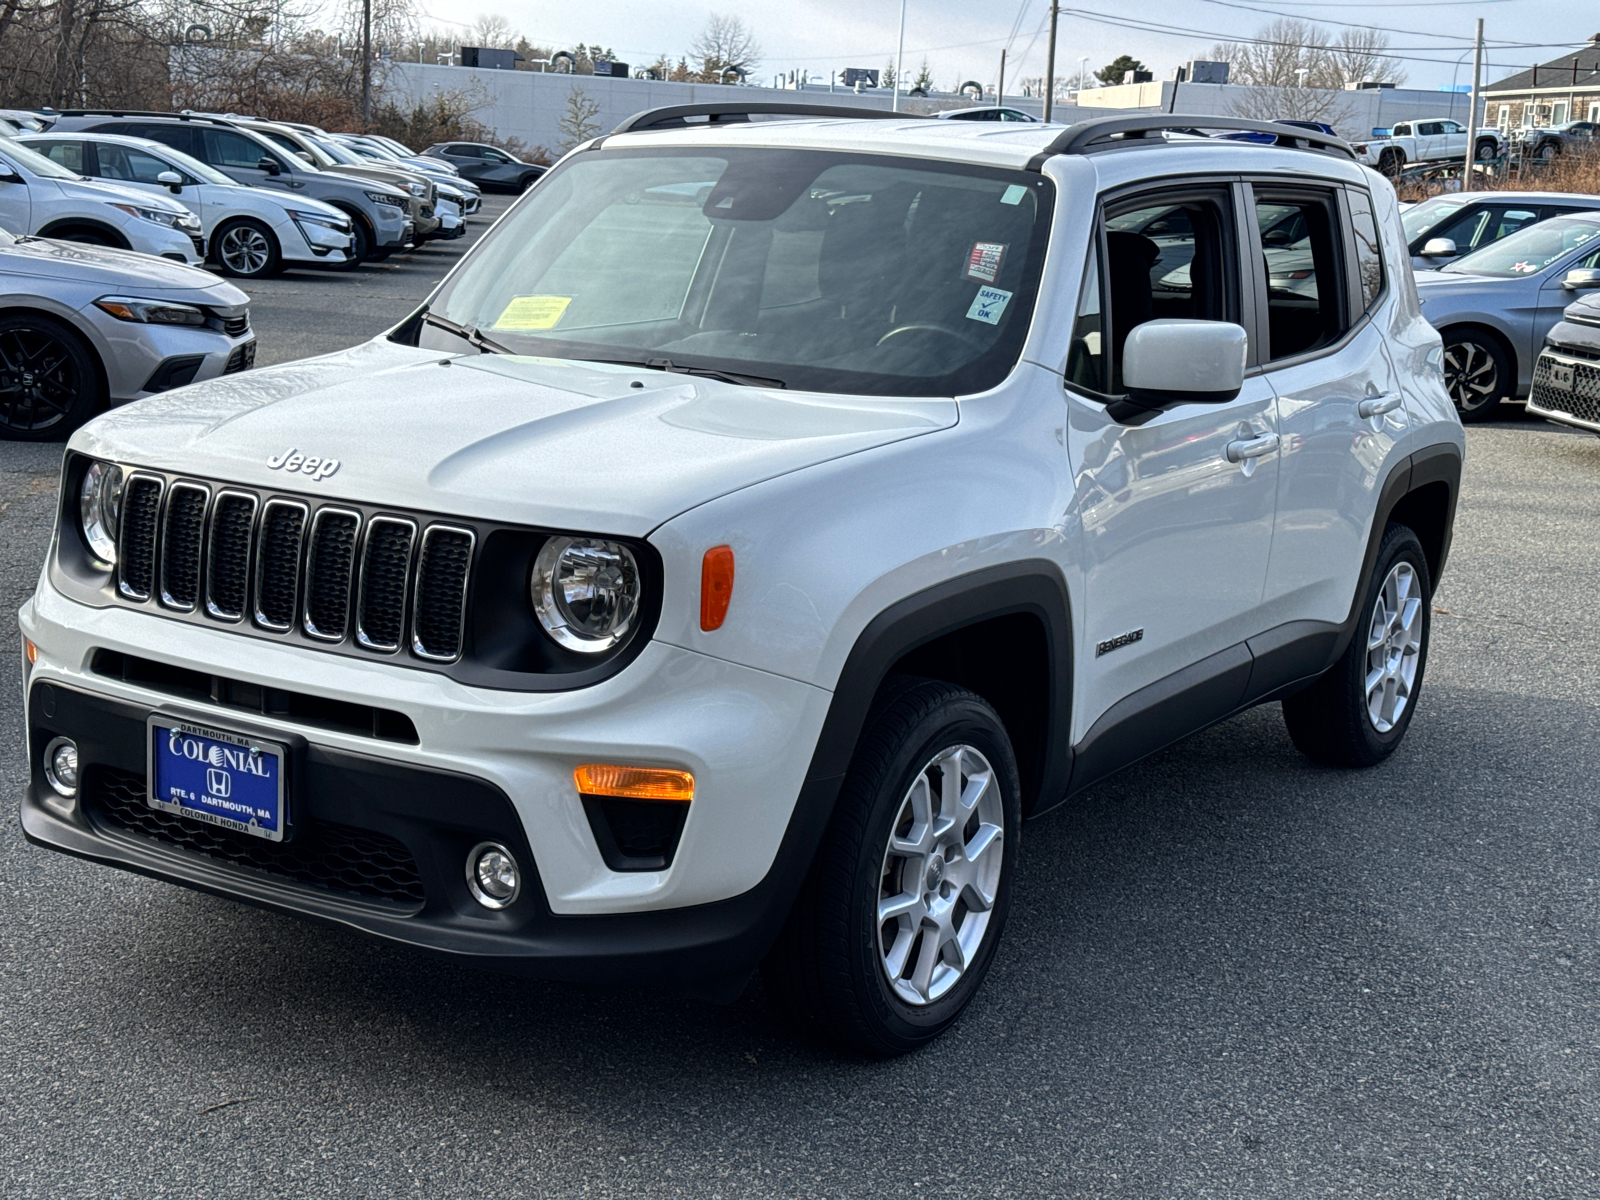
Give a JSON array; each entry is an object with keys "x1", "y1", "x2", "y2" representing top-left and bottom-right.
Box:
[{"x1": 35, "y1": 219, "x2": 131, "y2": 250}]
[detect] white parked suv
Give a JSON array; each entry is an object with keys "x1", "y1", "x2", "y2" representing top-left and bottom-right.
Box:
[
  {"x1": 0, "y1": 135, "x2": 205, "y2": 264},
  {"x1": 19, "y1": 107, "x2": 1464, "y2": 1055}
]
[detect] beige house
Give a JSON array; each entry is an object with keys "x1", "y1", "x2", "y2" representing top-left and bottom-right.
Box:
[{"x1": 1483, "y1": 35, "x2": 1600, "y2": 130}]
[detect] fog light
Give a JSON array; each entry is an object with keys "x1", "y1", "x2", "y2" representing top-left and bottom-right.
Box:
[
  {"x1": 42, "y1": 737, "x2": 79, "y2": 816},
  {"x1": 466, "y1": 841, "x2": 520, "y2": 909}
]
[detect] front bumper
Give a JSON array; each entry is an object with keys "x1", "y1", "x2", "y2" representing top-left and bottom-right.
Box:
[
  {"x1": 1527, "y1": 347, "x2": 1600, "y2": 434},
  {"x1": 130, "y1": 222, "x2": 205, "y2": 265},
  {"x1": 80, "y1": 307, "x2": 255, "y2": 403}
]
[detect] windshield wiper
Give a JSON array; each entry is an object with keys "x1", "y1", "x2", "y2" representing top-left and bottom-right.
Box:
[
  {"x1": 586, "y1": 357, "x2": 786, "y2": 389},
  {"x1": 422, "y1": 311, "x2": 514, "y2": 355}
]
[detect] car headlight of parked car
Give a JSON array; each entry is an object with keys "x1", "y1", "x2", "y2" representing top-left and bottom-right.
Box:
[
  {"x1": 531, "y1": 536, "x2": 642, "y2": 653},
  {"x1": 364, "y1": 190, "x2": 406, "y2": 214},
  {"x1": 78, "y1": 460, "x2": 123, "y2": 566},
  {"x1": 92, "y1": 296, "x2": 208, "y2": 326},
  {"x1": 405, "y1": 181, "x2": 427, "y2": 197},
  {"x1": 108, "y1": 203, "x2": 201, "y2": 230},
  {"x1": 287, "y1": 208, "x2": 351, "y2": 232}
]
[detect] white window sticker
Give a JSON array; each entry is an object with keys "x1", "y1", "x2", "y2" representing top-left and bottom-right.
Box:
[
  {"x1": 966, "y1": 286, "x2": 1013, "y2": 325},
  {"x1": 1001, "y1": 184, "x2": 1028, "y2": 205},
  {"x1": 964, "y1": 241, "x2": 1007, "y2": 283}
]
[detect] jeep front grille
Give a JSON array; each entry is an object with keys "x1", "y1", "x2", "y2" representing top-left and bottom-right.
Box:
[{"x1": 109, "y1": 473, "x2": 475, "y2": 664}]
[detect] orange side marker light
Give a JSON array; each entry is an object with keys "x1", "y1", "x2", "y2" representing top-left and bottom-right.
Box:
[
  {"x1": 700, "y1": 545, "x2": 735, "y2": 631},
  {"x1": 574, "y1": 764, "x2": 695, "y2": 803}
]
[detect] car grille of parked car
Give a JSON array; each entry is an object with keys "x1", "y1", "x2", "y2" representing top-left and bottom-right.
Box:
[
  {"x1": 189, "y1": 233, "x2": 206, "y2": 257},
  {"x1": 1530, "y1": 353, "x2": 1600, "y2": 426},
  {"x1": 223, "y1": 341, "x2": 256, "y2": 373},
  {"x1": 87, "y1": 765, "x2": 426, "y2": 906},
  {"x1": 113, "y1": 473, "x2": 474, "y2": 663}
]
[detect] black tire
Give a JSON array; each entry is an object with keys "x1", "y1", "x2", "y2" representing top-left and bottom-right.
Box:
[
  {"x1": 324, "y1": 215, "x2": 371, "y2": 270},
  {"x1": 0, "y1": 313, "x2": 105, "y2": 441},
  {"x1": 519, "y1": 172, "x2": 540, "y2": 193},
  {"x1": 211, "y1": 217, "x2": 282, "y2": 279},
  {"x1": 761, "y1": 678, "x2": 1021, "y2": 1056},
  {"x1": 1475, "y1": 139, "x2": 1498, "y2": 162},
  {"x1": 1537, "y1": 141, "x2": 1560, "y2": 162},
  {"x1": 1282, "y1": 524, "x2": 1433, "y2": 768},
  {"x1": 51, "y1": 227, "x2": 116, "y2": 248},
  {"x1": 1440, "y1": 327, "x2": 1511, "y2": 421},
  {"x1": 1377, "y1": 147, "x2": 1404, "y2": 176}
]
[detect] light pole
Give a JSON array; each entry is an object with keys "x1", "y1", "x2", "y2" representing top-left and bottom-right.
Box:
[
  {"x1": 1043, "y1": 0, "x2": 1059, "y2": 122},
  {"x1": 892, "y1": 0, "x2": 907, "y2": 112},
  {"x1": 1078, "y1": 55, "x2": 1088, "y2": 94},
  {"x1": 1461, "y1": 18, "x2": 1485, "y2": 190},
  {"x1": 361, "y1": 0, "x2": 371, "y2": 126}
]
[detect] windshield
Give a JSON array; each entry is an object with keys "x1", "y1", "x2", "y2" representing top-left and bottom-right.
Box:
[
  {"x1": 1401, "y1": 194, "x2": 1472, "y2": 242},
  {"x1": 1445, "y1": 213, "x2": 1600, "y2": 277},
  {"x1": 310, "y1": 135, "x2": 364, "y2": 166},
  {"x1": 0, "y1": 133, "x2": 82, "y2": 179},
  {"x1": 258, "y1": 128, "x2": 334, "y2": 168},
  {"x1": 421, "y1": 148, "x2": 1052, "y2": 396}
]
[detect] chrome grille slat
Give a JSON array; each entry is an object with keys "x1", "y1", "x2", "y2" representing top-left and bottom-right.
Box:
[
  {"x1": 411, "y1": 525, "x2": 475, "y2": 662},
  {"x1": 302, "y1": 508, "x2": 361, "y2": 642},
  {"x1": 254, "y1": 499, "x2": 308, "y2": 632},
  {"x1": 116, "y1": 474, "x2": 165, "y2": 601},
  {"x1": 356, "y1": 517, "x2": 417, "y2": 653},
  {"x1": 158, "y1": 482, "x2": 210, "y2": 612},
  {"x1": 205, "y1": 491, "x2": 258, "y2": 622}
]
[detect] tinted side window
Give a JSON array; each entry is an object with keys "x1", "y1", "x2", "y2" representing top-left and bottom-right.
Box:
[
  {"x1": 1254, "y1": 190, "x2": 1348, "y2": 361},
  {"x1": 127, "y1": 124, "x2": 199, "y2": 157},
  {"x1": 203, "y1": 129, "x2": 272, "y2": 170},
  {"x1": 39, "y1": 141, "x2": 85, "y2": 173},
  {"x1": 1347, "y1": 188, "x2": 1385, "y2": 312}
]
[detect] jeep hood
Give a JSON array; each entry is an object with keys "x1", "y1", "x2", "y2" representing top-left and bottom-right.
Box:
[{"x1": 71, "y1": 340, "x2": 957, "y2": 536}]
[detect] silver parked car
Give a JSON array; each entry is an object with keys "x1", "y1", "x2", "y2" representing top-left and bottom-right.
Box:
[
  {"x1": 1528, "y1": 291, "x2": 1600, "y2": 435},
  {"x1": 1413, "y1": 211, "x2": 1600, "y2": 420},
  {"x1": 0, "y1": 226, "x2": 253, "y2": 439},
  {"x1": 1400, "y1": 191, "x2": 1600, "y2": 272}
]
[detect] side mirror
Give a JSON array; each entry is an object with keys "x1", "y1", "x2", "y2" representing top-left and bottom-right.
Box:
[
  {"x1": 1262, "y1": 229, "x2": 1294, "y2": 247},
  {"x1": 1420, "y1": 237, "x2": 1457, "y2": 258},
  {"x1": 1120, "y1": 319, "x2": 1248, "y2": 414},
  {"x1": 0, "y1": 166, "x2": 19, "y2": 182},
  {"x1": 156, "y1": 169, "x2": 183, "y2": 193},
  {"x1": 257, "y1": 157, "x2": 281, "y2": 176},
  {"x1": 1562, "y1": 268, "x2": 1600, "y2": 289}
]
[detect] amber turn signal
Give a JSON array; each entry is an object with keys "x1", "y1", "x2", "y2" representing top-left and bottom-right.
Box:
[
  {"x1": 700, "y1": 545, "x2": 735, "y2": 631},
  {"x1": 574, "y1": 764, "x2": 695, "y2": 803},
  {"x1": 24, "y1": 639, "x2": 38, "y2": 665}
]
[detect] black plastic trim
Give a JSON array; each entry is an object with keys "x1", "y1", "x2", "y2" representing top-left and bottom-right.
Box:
[
  {"x1": 610, "y1": 102, "x2": 929, "y2": 135},
  {"x1": 1026, "y1": 114, "x2": 1355, "y2": 171}
]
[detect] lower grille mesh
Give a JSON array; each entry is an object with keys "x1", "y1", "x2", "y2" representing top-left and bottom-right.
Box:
[
  {"x1": 89, "y1": 766, "x2": 425, "y2": 906},
  {"x1": 1531, "y1": 354, "x2": 1600, "y2": 426}
]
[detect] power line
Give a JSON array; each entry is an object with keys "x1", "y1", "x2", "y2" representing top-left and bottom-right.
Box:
[{"x1": 1189, "y1": 0, "x2": 1571, "y2": 48}]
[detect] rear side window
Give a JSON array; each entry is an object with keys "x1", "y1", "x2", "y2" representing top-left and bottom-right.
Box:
[
  {"x1": 1347, "y1": 188, "x2": 1385, "y2": 312},
  {"x1": 38, "y1": 141, "x2": 85, "y2": 173},
  {"x1": 120, "y1": 123, "x2": 199, "y2": 157},
  {"x1": 203, "y1": 129, "x2": 272, "y2": 170},
  {"x1": 1253, "y1": 189, "x2": 1348, "y2": 361},
  {"x1": 96, "y1": 144, "x2": 175, "y2": 185}
]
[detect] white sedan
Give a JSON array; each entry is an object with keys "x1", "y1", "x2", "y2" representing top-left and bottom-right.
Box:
[{"x1": 21, "y1": 131, "x2": 354, "y2": 279}]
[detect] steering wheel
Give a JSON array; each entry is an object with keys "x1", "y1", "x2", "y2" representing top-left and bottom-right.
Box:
[{"x1": 875, "y1": 323, "x2": 990, "y2": 353}]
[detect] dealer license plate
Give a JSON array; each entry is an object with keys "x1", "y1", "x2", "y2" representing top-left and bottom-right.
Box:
[
  {"x1": 148, "y1": 717, "x2": 285, "y2": 842},
  {"x1": 1549, "y1": 362, "x2": 1575, "y2": 390}
]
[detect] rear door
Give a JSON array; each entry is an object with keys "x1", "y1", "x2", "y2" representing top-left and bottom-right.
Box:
[
  {"x1": 0, "y1": 144, "x2": 31, "y2": 232},
  {"x1": 1252, "y1": 182, "x2": 1405, "y2": 636},
  {"x1": 1065, "y1": 182, "x2": 1280, "y2": 734}
]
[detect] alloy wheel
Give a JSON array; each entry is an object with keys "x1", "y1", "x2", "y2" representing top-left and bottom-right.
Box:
[
  {"x1": 219, "y1": 225, "x2": 271, "y2": 275},
  {"x1": 1442, "y1": 340, "x2": 1498, "y2": 411},
  {"x1": 0, "y1": 326, "x2": 80, "y2": 434},
  {"x1": 1364, "y1": 561, "x2": 1423, "y2": 733},
  {"x1": 876, "y1": 744, "x2": 1004, "y2": 1006}
]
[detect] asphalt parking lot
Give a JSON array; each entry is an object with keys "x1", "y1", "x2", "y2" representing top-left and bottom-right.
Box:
[{"x1": 3, "y1": 212, "x2": 1600, "y2": 1195}]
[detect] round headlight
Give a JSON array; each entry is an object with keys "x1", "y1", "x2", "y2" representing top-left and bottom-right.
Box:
[
  {"x1": 531, "y1": 536, "x2": 641, "y2": 653},
  {"x1": 78, "y1": 460, "x2": 123, "y2": 566}
]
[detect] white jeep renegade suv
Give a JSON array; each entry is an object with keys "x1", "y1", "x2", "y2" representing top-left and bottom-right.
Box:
[{"x1": 20, "y1": 107, "x2": 1463, "y2": 1055}]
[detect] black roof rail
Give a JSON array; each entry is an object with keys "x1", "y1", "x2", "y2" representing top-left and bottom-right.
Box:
[
  {"x1": 1025, "y1": 114, "x2": 1355, "y2": 170},
  {"x1": 53, "y1": 108, "x2": 237, "y2": 126},
  {"x1": 610, "y1": 101, "x2": 929, "y2": 135}
]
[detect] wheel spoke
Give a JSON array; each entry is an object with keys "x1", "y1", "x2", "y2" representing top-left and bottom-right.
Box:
[{"x1": 878, "y1": 890, "x2": 923, "y2": 926}]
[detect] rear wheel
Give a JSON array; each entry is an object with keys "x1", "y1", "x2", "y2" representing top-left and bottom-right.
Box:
[
  {"x1": 0, "y1": 314, "x2": 104, "y2": 441},
  {"x1": 1441, "y1": 328, "x2": 1511, "y2": 421},
  {"x1": 1377, "y1": 148, "x2": 1404, "y2": 176},
  {"x1": 1474, "y1": 139, "x2": 1498, "y2": 161},
  {"x1": 1537, "y1": 141, "x2": 1560, "y2": 161},
  {"x1": 1282, "y1": 524, "x2": 1432, "y2": 768},
  {"x1": 762, "y1": 678, "x2": 1021, "y2": 1056},
  {"x1": 213, "y1": 218, "x2": 281, "y2": 279}
]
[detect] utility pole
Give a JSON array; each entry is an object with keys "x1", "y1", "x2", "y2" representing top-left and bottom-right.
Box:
[
  {"x1": 1461, "y1": 17, "x2": 1485, "y2": 191},
  {"x1": 361, "y1": 0, "x2": 372, "y2": 127},
  {"x1": 1043, "y1": 0, "x2": 1059, "y2": 122},
  {"x1": 998, "y1": 48, "x2": 1006, "y2": 107},
  {"x1": 892, "y1": 0, "x2": 907, "y2": 112}
]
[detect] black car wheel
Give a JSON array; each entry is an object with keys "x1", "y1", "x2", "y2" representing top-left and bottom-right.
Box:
[
  {"x1": 1441, "y1": 327, "x2": 1511, "y2": 421},
  {"x1": 324, "y1": 215, "x2": 371, "y2": 271},
  {"x1": 0, "y1": 314, "x2": 104, "y2": 441}
]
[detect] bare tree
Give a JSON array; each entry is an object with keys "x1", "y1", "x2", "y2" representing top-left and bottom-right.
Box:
[
  {"x1": 1324, "y1": 27, "x2": 1405, "y2": 88},
  {"x1": 1210, "y1": 19, "x2": 1404, "y2": 91},
  {"x1": 469, "y1": 12, "x2": 514, "y2": 48},
  {"x1": 557, "y1": 84, "x2": 601, "y2": 151},
  {"x1": 690, "y1": 12, "x2": 759, "y2": 83},
  {"x1": 1224, "y1": 84, "x2": 1352, "y2": 130}
]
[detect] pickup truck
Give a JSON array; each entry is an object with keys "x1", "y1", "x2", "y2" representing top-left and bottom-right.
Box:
[{"x1": 1358, "y1": 118, "x2": 1503, "y2": 175}]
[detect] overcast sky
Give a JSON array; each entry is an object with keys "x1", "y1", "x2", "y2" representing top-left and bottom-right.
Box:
[{"x1": 411, "y1": 0, "x2": 1598, "y2": 94}]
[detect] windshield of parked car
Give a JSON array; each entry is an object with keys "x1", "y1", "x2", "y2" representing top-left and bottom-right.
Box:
[
  {"x1": 421, "y1": 148, "x2": 1053, "y2": 397},
  {"x1": 310, "y1": 136, "x2": 365, "y2": 166},
  {"x1": 257, "y1": 128, "x2": 335, "y2": 169},
  {"x1": 1400, "y1": 194, "x2": 1472, "y2": 242},
  {"x1": 0, "y1": 134, "x2": 81, "y2": 179},
  {"x1": 1445, "y1": 212, "x2": 1600, "y2": 277}
]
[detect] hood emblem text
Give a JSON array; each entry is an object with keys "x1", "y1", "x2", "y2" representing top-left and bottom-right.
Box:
[{"x1": 267, "y1": 448, "x2": 340, "y2": 482}]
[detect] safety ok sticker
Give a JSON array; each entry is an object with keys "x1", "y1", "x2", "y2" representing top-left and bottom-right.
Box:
[
  {"x1": 964, "y1": 241, "x2": 1007, "y2": 284},
  {"x1": 966, "y1": 286, "x2": 1013, "y2": 325},
  {"x1": 493, "y1": 295, "x2": 572, "y2": 330}
]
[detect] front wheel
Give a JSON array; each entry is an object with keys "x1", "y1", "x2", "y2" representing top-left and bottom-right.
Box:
[
  {"x1": 213, "y1": 218, "x2": 281, "y2": 278},
  {"x1": 0, "y1": 313, "x2": 104, "y2": 441},
  {"x1": 1441, "y1": 328, "x2": 1510, "y2": 421},
  {"x1": 762, "y1": 678, "x2": 1021, "y2": 1056},
  {"x1": 1537, "y1": 141, "x2": 1560, "y2": 162},
  {"x1": 325, "y1": 216, "x2": 372, "y2": 271},
  {"x1": 1377, "y1": 148, "x2": 1403, "y2": 176},
  {"x1": 1282, "y1": 523, "x2": 1432, "y2": 767}
]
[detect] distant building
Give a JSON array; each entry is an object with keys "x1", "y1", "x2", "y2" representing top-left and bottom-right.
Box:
[{"x1": 1482, "y1": 35, "x2": 1600, "y2": 130}]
